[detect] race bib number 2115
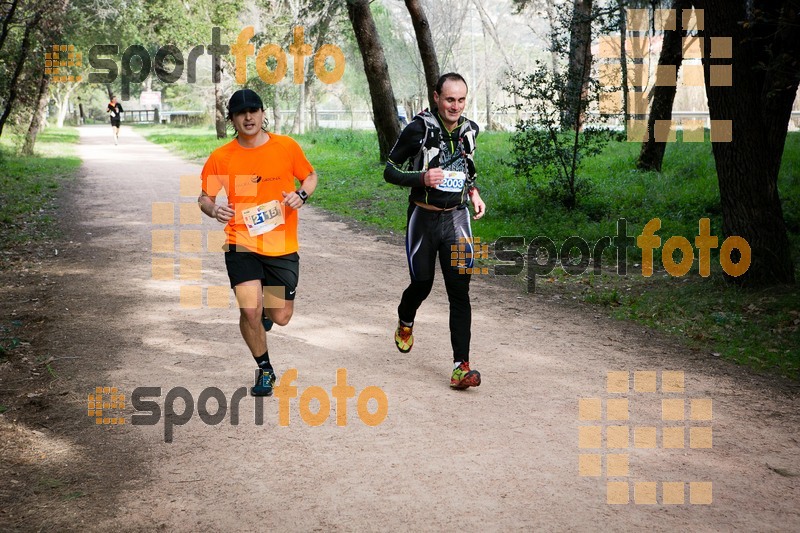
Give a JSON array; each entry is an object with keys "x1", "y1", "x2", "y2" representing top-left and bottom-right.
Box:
[{"x1": 242, "y1": 200, "x2": 284, "y2": 237}]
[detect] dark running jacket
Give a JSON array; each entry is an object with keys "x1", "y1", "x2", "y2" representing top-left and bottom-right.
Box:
[
  {"x1": 384, "y1": 109, "x2": 479, "y2": 209},
  {"x1": 107, "y1": 102, "x2": 123, "y2": 123}
]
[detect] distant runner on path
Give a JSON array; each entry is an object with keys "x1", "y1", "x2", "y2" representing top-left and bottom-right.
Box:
[{"x1": 107, "y1": 96, "x2": 123, "y2": 144}]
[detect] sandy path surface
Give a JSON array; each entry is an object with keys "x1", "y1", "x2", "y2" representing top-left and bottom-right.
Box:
[{"x1": 10, "y1": 124, "x2": 799, "y2": 531}]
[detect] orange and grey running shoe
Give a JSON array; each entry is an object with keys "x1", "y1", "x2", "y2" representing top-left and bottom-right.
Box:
[
  {"x1": 450, "y1": 361, "x2": 481, "y2": 389},
  {"x1": 394, "y1": 321, "x2": 414, "y2": 353}
]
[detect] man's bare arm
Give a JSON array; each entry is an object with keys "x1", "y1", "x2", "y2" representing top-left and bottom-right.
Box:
[
  {"x1": 282, "y1": 171, "x2": 319, "y2": 210},
  {"x1": 198, "y1": 191, "x2": 234, "y2": 222}
]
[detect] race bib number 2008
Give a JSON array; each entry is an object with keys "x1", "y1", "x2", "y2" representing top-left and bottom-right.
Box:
[
  {"x1": 242, "y1": 200, "x2": 284, "y2": 237},
  {"x1": 435, "y1": 171, "x2": 466, "y2": 193}
]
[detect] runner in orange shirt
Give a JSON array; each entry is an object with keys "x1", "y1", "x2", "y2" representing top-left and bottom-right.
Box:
[{"x1": 198, "y1": 89, "x2": 318, "y2": 396}]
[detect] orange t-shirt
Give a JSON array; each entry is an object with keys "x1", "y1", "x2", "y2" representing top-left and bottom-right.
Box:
[{"x1": 201, "y1": 134, "x2": 314, "y2": 256}]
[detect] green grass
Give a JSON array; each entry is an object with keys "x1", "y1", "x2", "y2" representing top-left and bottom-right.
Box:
[
  {"x1": 295, "y1": 129, "x2": 407, "y2": 230},
  {"x1": 140, "y1": 125, "x2": 800, "y2": 380},
  {"x1": 533, "y1": 266, "x2": 799, "y2": 379},
  {"x1": 480, "y1": 131, "x2": 800, "y2": 265},
  {"x1": 0, "y1": 128, "x2": 81, "y2": 253},
  {"x1": 614, "y1": 275, "x2": 799, "y2": 378},
  {"x1": 133, "y1": 123, "x2": 229, "y2": 161}
]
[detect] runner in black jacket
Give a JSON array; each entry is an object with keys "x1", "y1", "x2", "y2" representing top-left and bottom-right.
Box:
[
  {"x1": 107, "y1": 96, "x2": 123, "y2": 145},
  {"x1": 384, "y1": 72, "x2": 486, "y2": 390}
]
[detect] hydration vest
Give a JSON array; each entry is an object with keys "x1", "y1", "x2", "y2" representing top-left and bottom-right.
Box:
[
  {"x1": 409, "y1": 111, "x2": 478, "y2": 177},
  {"x1": 406, "y1": 110, "x2": 478, "y2": 207}
]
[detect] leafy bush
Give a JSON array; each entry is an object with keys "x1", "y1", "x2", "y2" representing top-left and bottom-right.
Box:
[{"x1": 504, "y1": 62, "x2": 622, "y2": 209}]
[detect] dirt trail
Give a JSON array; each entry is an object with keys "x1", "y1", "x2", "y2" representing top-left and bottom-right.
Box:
[{"x1": 3, "y1": 124, "x2": 799, "y2": 531}]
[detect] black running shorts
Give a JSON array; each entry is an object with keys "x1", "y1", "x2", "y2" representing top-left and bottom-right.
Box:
[{"x1": 224, "y1": 246, "x2": 299, "y2": 300}]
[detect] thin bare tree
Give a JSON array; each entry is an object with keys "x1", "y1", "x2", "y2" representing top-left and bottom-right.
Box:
[
  {"x1": 404, "y1": 0, "x2": 440, "y2": 112},
  {"x1": 346, "y1": 0, "x2": 401, "y2": 160},
  {"x1": 637, "y1": 0, "x2": 691, "y2": 171}
]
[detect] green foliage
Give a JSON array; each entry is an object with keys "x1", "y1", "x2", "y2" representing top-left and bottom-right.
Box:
[
  {"x1": 297, "y1": 129, "x2": 407, "y2": 230},
  {"x1": 0, "y1": 128, "x2": 80, "y2": 253},
  {"x1": 584, "y1": 288, "x2": 621, "y2": 306},
  {"x1": 504, "y1": 63, "x2": 622, "y2": 209},
  {"x1": 369, "y1": 1, "x2": 423, "y2": 103},
  {"x1": 0, "y1": 319, "x2": 23, "y2": 360}
]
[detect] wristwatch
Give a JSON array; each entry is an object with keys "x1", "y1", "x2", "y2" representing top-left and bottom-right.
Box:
[{"x1": 296, "y1": 189, "x2": 309, "y2": 203}]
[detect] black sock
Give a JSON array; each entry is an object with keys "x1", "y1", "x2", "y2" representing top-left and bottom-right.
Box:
[{"x1": 255, "y1": 350, "x2": 272, "y2": 371}]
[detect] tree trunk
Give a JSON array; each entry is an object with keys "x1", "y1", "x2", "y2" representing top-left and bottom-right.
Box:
[
  {"x1": 545, "y1": 1, "x2": 560, "y2": 75},
  {"x1": 404, "y1": 0, "x2": 440, "y2": 111},
  {"x1": 22, "y1": 71, "x2": 50, "y2": 155},
  {"x1": 300, "y1": 83, "x2": 305, "y2": 133},
  {"x1": 617, "y1": 0, "x2": 629, "y2": 133},
  {"x1": 637, "y1": 0, "x2": 690, "y2": 171},
  {"x1": 0, "y1": 0, "x2": 20, "y2": 55},
  {"x1": 472, "y1": 0, "x2": 520, "y2": 122},
  {"x1": 628, "y1": 3, "x2": 652, "y2": 124},
  {"x1": 486, "y1": 86, "x2": 494, "y2": 129},
  {"x1": 292, "y1": 83, "x2": 305, "y2": 134},
  {"x1": 214, "y1": 82, "x2": 226, "y2": 139},
  {"x1": 310, "y1": 89, "x2": 318, "y2": 130},
  {"x1": 482, "y1": 23, "x2": 492, "y2": 129},
  {"x1": 56, "y1": 99, "x2": 67, "y2": 128},
  {"x1": 340, "y1": 89, "x2": 353, "y2": 129},
  {"x1": 346, "y1": 0, "x2": 401, "y2": 161},
  {"x1": 0, "y1": 10, "x2": 41, "y2": 137},
  {"x1": 562, "y1": 0, "x2": 593, "y2": 131},
  {"x1": 55, "y1": 86, "x2": 76, "y2": 128},
  {"x1": 695, "y1": 0, "x2": 797, "y2": 286},
  {"x1": 292, "y1": 3, "x2": 338, "y2": 135},
  {"x1": 272, "y1": 89, "x2": 282, "y2": 133}
]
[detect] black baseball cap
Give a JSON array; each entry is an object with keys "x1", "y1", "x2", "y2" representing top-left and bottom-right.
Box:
[{"x1": 228, "y1": 89, "x2": 264, "y2": 116}]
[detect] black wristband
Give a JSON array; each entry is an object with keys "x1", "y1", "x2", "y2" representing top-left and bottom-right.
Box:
[{"x1": 296, "y1": 189, "x2": 309, "y2": 203}]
